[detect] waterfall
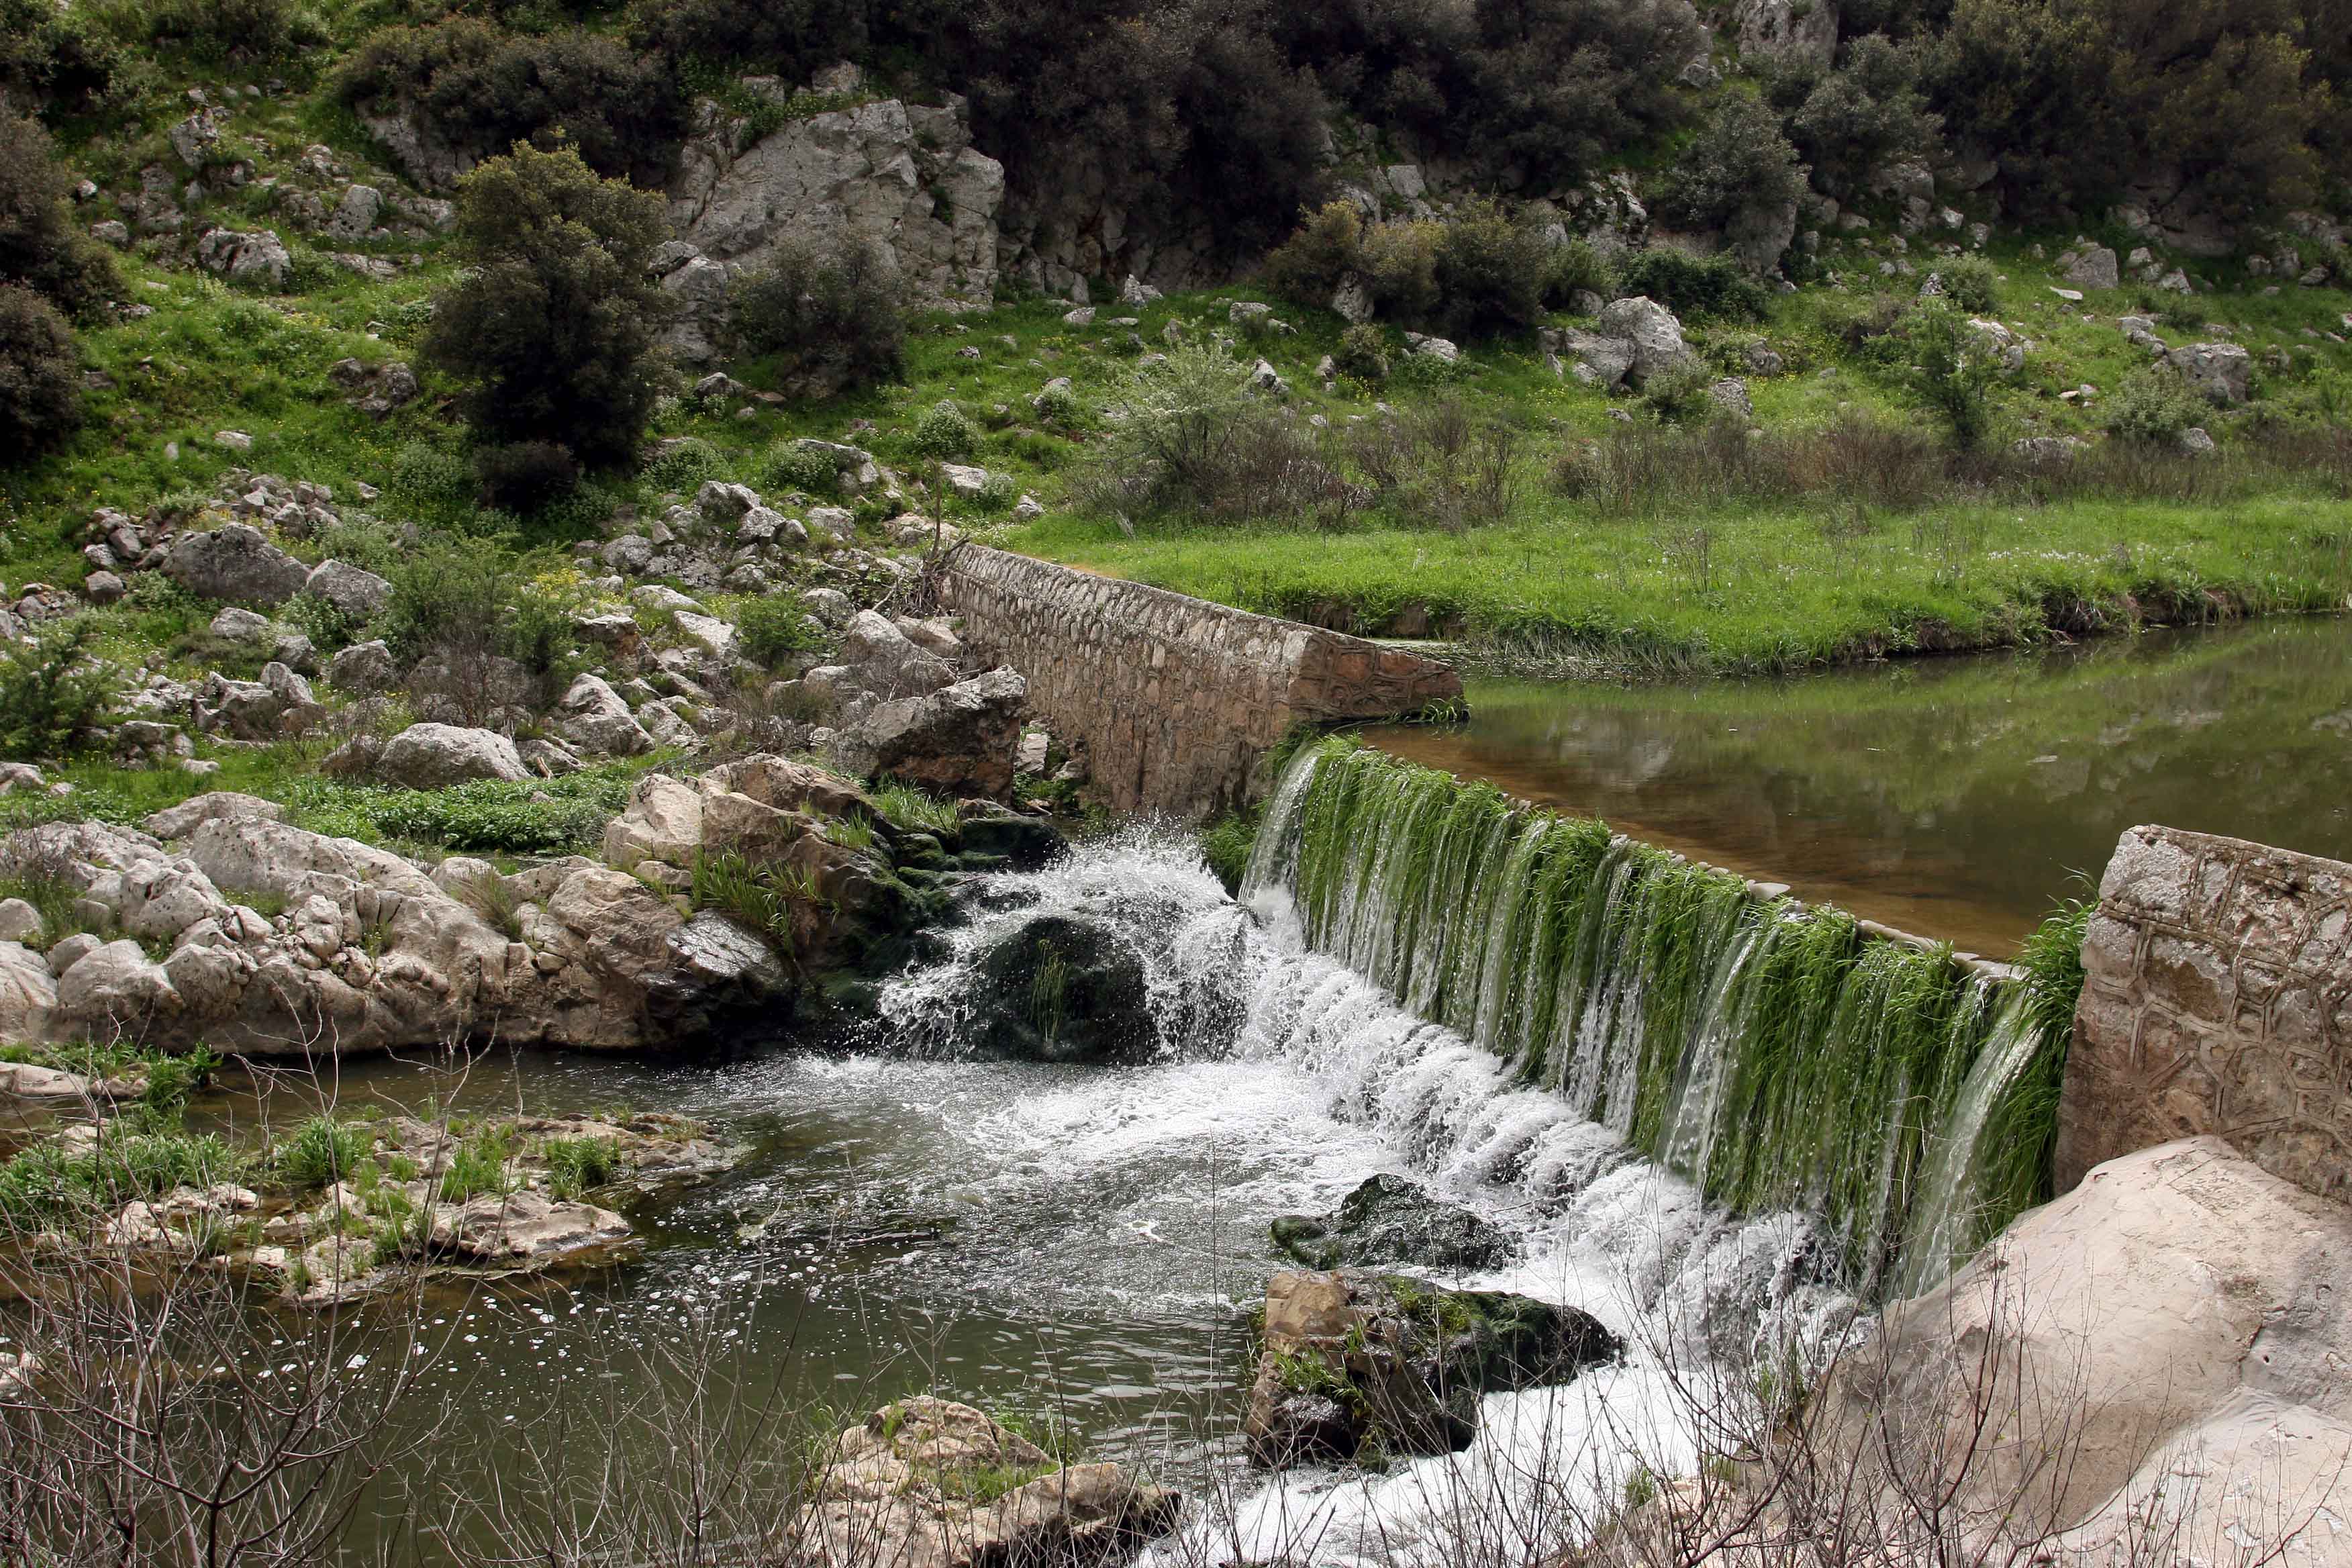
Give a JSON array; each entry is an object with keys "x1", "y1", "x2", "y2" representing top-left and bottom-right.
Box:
[{"x1": 1242, "y1": 736, "x2": 2072, "y2": 1296}]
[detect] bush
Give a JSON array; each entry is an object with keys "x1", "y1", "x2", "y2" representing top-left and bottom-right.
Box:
[
  {"x1": 1904, "y1": 297, "x2": 2003, "y2": 449},
  {"x1": 0, "y1": 113, "x2": 118, "y2": 321},
  {"x1": 910, "y1": 399, "x2": 977, "y2": 460},
  {"x1": 642, "y1": 436, "x2": 726, "y2": 493},
  {"x1": 1, "y1": 0, "x2": 125, "y2": 107},
  {"x1": 727, "y1": 236, "x2": 906, "y2": 397},
  {"x1": 2106, "y1": 366, "x2": 2209, "y2": 447},
  {"x1": 1786, "y1": 34, "x2": 1944, "y2": 197},
  {"x1": 1656, "y1": 93, "x2": 1806, "y2": 242},
  {"x1": 475, "y1": 440, "x2": 581, "y2": 512},
  {"x1": 1932, "y1": 254, "x2": 2000, "y2": 313},
  {"x1": 1430, "y1": 198, "x2": 1549, "y2": 338},
  {"x1": 0, "y1": 620, "x2": 117, "y2": 760},
  {"x1": 1612, "y1": 249, "x2": 1771, "y2": 322},
  {"x1": 109, "y1": 0, "x2": 325, "y2": 62},
  {"x1": 1332, "y1": 323, "x2": 1389, "y2": 381},
  {"x1": 628, "y1": 0, "x2": 868, "y2": 82},
  {"x1": 335, "y1": 19, "x2": 685, "y2": 186},
  {"x1": 422, "y1": 143, "x2": 670, "y2": 468},
  {"x1": 1544, "y1": 239, "x2": 1610, "y2": 306},
  {"x1": 1261, "y1": 199, "x2": 1365, "y2": 307},
  {"x1": 370, "y1": 775, "x2": 622, "y2": 853},
  {"x1": 277, "y1": 1115, "x2": 364, "y2": 1189},
  {"x1": 761, "y1": 441, "x2": 838, "y2": 496},
  {"x1": 735, "y1": 593, "x2": 826, "y2": 670},
  {"x1": 0, "y1": 281, "x2": 81, "y2": 458}
]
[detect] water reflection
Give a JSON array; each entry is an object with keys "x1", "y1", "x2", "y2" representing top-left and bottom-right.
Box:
[{"x1": 1365, "y1": 618, "x2": 2352, "y2": 954}]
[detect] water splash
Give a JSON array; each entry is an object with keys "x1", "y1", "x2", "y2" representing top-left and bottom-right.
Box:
[{"x1": 1242, "y1": 738, "x2": 2072, "y2": 1295}]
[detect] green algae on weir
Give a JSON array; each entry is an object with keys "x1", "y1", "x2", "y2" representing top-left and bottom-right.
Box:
[{"x1": 1244, "y1": 736, "x2": 2084, "y2": 1296}]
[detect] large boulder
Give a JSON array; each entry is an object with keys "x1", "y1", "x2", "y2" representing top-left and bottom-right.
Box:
[
  {"x1": 1820, "y1": 1137, "x2": 2352, "y2": 1545},
  {"x1": 556, "y1": 674, "x2": 655, "y2": 759},
  {"x1": 0, "y1": 942, "x2": 56, "y2": 1045},
  {"x1": 1271, "y1": 1173, "x2": 1514, "y2": 1273},
  {"x1": 1243, "y1": 1269, "x2": 1619, "y2": 1469},
  {"x1": 429, "y1": 1187, "x2": 632, "y2": 1263},
  {"x1": 601, "y1": 774, "x2": 705, "y2": 871},
  {"x1": 143, "y1": 791, "x2": 285, "y2": 842},
  {"x1": 2165, "y1": 341, "x2": 2253, "y2": 405},
  {"x1": 839, "y1": 610, "x2": 958, "y2": 699},
  {"x1": 829, "y1": 668, "x2": 1026, "y2": 797},
  {"x1": 375, "y1": 724, "x2": 530, "y2": 789},
  {"x1": 963, "y1": 913, "x2": 1160, "y2": 1064},
  {"x1": 303, "y1": 559, "x2": 393, "y2": 620},
  {"x1": 53, "y1": 940, "x2": 180, "y2": 1030},
  {"x1": 2063, "y1": 245, "x2": 2120, "y2": 290},
  {"x1": 193, "y1": 228, "x2": 292, "y2": 289},
  {"x1": 164, "y1": 525, "x2": 313, "y2": 606},
  {"x1": 796, "y1": 1397, "x2": 1180, "y2": 1568},
  {"x1": 668, "y1": 95, "x2": 1004, "y2": 309},
  {"x1": 1596, "y1": 296, "x2": 1699, "y2": 389}
]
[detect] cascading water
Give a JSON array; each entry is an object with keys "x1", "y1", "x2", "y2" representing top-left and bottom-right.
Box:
[{"x1": 1242, "y1": 736, "x2": 2075, "y2": 1296}]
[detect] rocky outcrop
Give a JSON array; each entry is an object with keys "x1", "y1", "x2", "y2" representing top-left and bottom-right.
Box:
[
  {"x1": 193, "y1": 228, "x2": 292, "y2": 289},
  {"x1": 2165, "y1": 341, "x2": 2253, "y2": 404},
  {"x1": 1735, "y1": 0, "x2": 1838, "y2": 66},
  {"x1": 668, "y1": 91, "x2": 1003, "y2": 307},
  {"x1": 796, "y1": 1397, "x2": 1181, "y2": 1568},
  {"x1": 163, "y1": 524, "x2": 313, "y2": 606},
  {"x1": 373, "y1": 724, "x2": 531, "y2": 788},
  {"x1": 1243, "y1": 1270, "x2": 1619, "y2": 1468},
  {"x1": 826, "y1": 668, "x2": 1028, "y2": 798},
  {"x1": 1547, "y1": 295, "x2": 1700, "y2": 391},
  {"x1": 1825, "y1": 1138, "x2": 2352, "y2": 1557}
]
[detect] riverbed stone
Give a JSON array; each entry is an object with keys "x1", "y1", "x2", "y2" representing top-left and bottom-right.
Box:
[{"x1": 1271, "y1": 1173, "x2": 1514, "y2": 1272}]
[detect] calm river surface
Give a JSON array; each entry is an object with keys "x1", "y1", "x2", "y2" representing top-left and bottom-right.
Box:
[{"x1": 1365, "y1": 617, "x2": 2352, "y2": 954}]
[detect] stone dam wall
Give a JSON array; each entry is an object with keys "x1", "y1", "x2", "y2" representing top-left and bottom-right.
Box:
[
  {"x1": 940, "y1": 548, "x2": 1463, "y2": 818},
  {"x1": 2060, "y1": 825, "x2": 2352, "y2": 1202}
]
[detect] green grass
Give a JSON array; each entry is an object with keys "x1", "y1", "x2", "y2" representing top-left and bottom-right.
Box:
[
  {"x1": 275, "y1": 1113, "x2": 365, "y2": 1188},
  {"x1": 540, "y1": 1134, "x2": 619, "y2": 1201}
]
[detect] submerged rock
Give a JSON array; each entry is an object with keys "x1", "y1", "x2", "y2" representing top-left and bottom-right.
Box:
[
  {"x1": 966, "y1": 913, "x2": 1157, "y2": 1064},
  {"x1": 1271, "y1": 1173, "x2": 1514, "y2": 1273},
  {"x1": 1243, "y1": 1269, "x2": 1620, "y2": 1469}
]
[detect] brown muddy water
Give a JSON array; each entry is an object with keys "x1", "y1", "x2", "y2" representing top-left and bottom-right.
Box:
[{"x1": 1364, "y1": 617, "x2": 2352, "y2": 955}]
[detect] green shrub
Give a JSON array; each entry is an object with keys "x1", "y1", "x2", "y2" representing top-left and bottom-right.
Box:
[
  {"x1": 541, "y1": 1135, "x2": 618, "y2": 1200},
  {"x1": 1640, "y1": 358, "x2": 1715, "y2": 424},
  {"x1": 1332, "y1": 323, "x2": 1389, "y2": 382},
  {"x1": 439, "y1": 1127, "x2": 513, "y2": 1204},
  {"x1": 2106, "y1": 366, "x2": 2209, "y2": 447},
  {"x1": 281, "y1": 589, "x2": 366, "y2": 656},
  {"x1": 728, "y1": 235, "x2": 906, "y2": 396},
  {"x1": 370, "y1": 771, "x2": 632, "y2": 853},
  {"x1": 1544, "y1": 240, "x2": 1610, "y2": 306},
  {"x1": 0, "y1": 113, "x2": 119, "y2": 322},
  {"x1": 691, "y1": 850, "x2": 815, "y2": 953},
  {"x1": 764, "y1": 440, "x2": 840, "y2": 495},
  {"x1": 1614, "y1": 249, "x2": 1771, "y2": 322},
  {"x1": 1260, "y1": 199, "x2": 1365, "y2": 307},
  {"x1": 870, "y1": 779, "x2": 959, "y2": 835},
  {"x1": 422, "y1": 143, "x2": 671, "y2": 468},
  {"x1": 910, "y1": 399, "x2": 977, "y2": 459},
  {"x1": 1786, "y1": 34, "x2": 1945, "y2": 198},
  {"x1": 1, "y1": 0, "x2": 126, "y2": 107},
  {"x1": 1656, "y1": 93, "x2": 1806, "y2": 244},
  {"x1": 1933, "y1": 254, "x2": 2001, "y2": 313},
  {"x1": 1198, "y1": 812, "x2": 1259, "y2": 893},
  {"x1": 1904, "y1": 297, "x2": 2004, "y2": 449},
  {"x1": 0, "y1": 1127, "x2": 237, "y2": 1232},
  {"x1": 335, "y1": 19, "x2": 685, "y2": 186},
  {"x1": 0, "y1": 620, "x2": 118, "y2": 761},
  {"x1": 1032, "y1": 382, "x2": 1078, "y2": 423},
  {"x1": 277, "y1": 1114, "x2": 364, "y2": 1189},
  {"x1": 475, "y1": 440, "x2": 581, "y2": 512},
  {"x1": 103, "y1": 0, "x2": 325, "y2": 62},
  {"x1": 736, "y1": 593, "x2": 826, "y2": 670},
  {"x1": 1430, "y1": 197, "x2": 1549, "y2": 338},
  {"x1": 644, "y1": 436, "x2": 726, "y2": 493},
  {"x1": 0, "y1": 281, "x2": 81, "y2": 458}
]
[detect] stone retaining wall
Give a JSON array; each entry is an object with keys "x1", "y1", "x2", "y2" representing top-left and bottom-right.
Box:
[
  {"x1": 940, "y1": 548, "x2": 1463, "y2": 818},
  {"x1": 2059, "y1": 824, "x2": 2352, "y2": 1201}
]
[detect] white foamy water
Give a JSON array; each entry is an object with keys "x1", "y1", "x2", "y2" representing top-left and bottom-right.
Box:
[{"x1": 869, "y1": 827, "x2": 1867, "y2": 1567}]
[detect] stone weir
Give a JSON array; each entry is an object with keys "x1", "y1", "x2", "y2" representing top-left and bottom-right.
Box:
[
  {"x1": 940, "y1": 548, "x2": 1462, "y2": 818},
  {"x1": 2061, "y1": 825, "x2": 2352, "y2": 1203}
]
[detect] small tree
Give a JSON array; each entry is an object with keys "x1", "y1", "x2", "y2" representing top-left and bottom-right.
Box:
[
  {"x1": 726, "y1": 234, "x2": 907, "y2": 397},
  {"x1": 0, "y1": 281, "x2": 81, "y2": 458},
  {"x1": 422, "y1": 142, "x2": 669, "y2": 469},
  {"x1": 0, "y1": 618, "x2": 118, "y2": 759},
  {"x1": 1905, "y1": 297, "x2": 2004, "y2": 450},
  {"x1": 0, "y1": 111, "x2": 118, "y2": 320}
]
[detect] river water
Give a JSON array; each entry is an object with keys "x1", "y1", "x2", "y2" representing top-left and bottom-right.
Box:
[
  {"x1": 14, "y1": 830, "x2": 1837, "y2": 1563},
  {"x1": 1366, "y1": 618, "x2": 2352, "y2": 954}
]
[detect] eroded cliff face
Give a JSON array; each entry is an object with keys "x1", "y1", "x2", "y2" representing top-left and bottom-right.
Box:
[{"x1": 666, "y1": 91, "x2": 1004, "y2": 307}]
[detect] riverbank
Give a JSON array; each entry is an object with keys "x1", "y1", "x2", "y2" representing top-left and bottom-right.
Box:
[{"x1": 1002, "y1": 499, "x2": 2351, "y2": 680}]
